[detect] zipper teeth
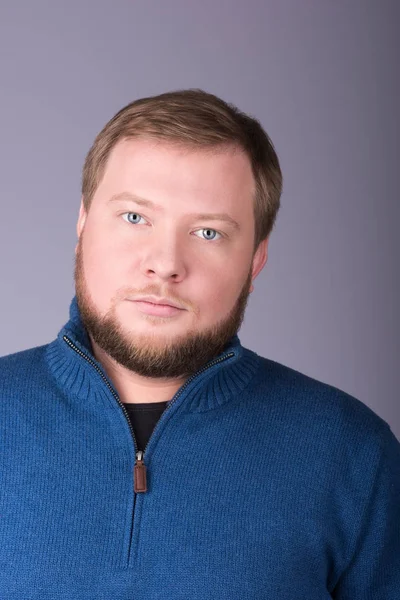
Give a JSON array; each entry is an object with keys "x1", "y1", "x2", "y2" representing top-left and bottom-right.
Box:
[
  {"x1": 63, "y1": 334, "x2": 235, "y2": 457},
  {"x1": 141, "y1": 351, "x2": 235, "y2": 455},
  {"x1": 63, "y1": 335, "x2": 138, "y2": 454}
]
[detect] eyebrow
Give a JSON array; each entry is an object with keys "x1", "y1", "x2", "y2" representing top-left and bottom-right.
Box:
[{"x1": 109, "y1": 192, "x2": 241, "y2": 231}]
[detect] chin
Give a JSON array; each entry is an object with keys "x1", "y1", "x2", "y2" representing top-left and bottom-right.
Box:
[{"x1": 121, "y1": 320, "x2": 188, "y2": 340}]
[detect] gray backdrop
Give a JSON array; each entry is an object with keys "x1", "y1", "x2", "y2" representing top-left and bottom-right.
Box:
[{"x1": 0, "y1": 1, "x2": 399, "y2": 439}]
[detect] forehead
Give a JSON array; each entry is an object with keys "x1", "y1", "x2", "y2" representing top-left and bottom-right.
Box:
[{"x1": 95, "y1": 137, "x2": 256, "y2": 213}]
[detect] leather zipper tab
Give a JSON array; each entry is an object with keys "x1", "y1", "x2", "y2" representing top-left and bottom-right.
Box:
[{"x1": 134, "y1": 451, "x2": 147, "y2": 493}]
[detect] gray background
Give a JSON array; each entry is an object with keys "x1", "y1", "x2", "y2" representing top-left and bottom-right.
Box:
[{"x1": 0, "y1": 1, "x2": 399, "y2": 439}]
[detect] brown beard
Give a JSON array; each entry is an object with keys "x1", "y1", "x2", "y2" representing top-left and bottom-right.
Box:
[{"x1": 74, "y1": 238, "x2": 253, "y2": 379}]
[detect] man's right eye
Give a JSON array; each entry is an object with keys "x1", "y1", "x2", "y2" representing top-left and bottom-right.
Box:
[{"x1": 122, "y1": 213, "x2": 147, "y2": 225}]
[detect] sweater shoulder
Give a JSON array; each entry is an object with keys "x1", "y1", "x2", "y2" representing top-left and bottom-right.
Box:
[
  {"x1": 0, "y1": 343, "x2": 51, "y2": 391},
  {"x1": 246, "y1": 350, "x2": 392, "y2": 440},
  {"x1": 0, "y1": 343, "x2": 49, "y2": 367}
]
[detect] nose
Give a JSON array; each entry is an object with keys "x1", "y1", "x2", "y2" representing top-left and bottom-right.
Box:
[{"x1": 139, "y1": 230, "x2": 187, "y2": 283}]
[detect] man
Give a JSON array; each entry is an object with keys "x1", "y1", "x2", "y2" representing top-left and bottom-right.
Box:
[{"x1": 1, "y1": 89, "x2": 399, "y2": 599}]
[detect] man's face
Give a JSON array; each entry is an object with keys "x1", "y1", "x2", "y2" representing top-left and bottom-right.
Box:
[{"x1": 75, "y1": 138, "x2": 268, "y2": 378}]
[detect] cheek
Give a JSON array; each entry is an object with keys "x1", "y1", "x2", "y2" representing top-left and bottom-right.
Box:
[
  {"x1": 81, "y1": 234, "x2": 131, "y2": 305},
  {"x1": 194, "y1": 268, "x2": 246, "y2": 316}
]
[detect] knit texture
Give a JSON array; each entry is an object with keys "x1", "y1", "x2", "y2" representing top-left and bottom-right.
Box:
[{"x1": 0, "y1": 296, "x2": 399, "y2": 599}]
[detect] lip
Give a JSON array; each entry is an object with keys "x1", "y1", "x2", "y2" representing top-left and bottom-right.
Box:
[
  {"x1": 127, "y1": 296, "x2": 185, "y2": 318},
  {"x1": 130, "y1": 296, "x2": 185, "y2": 310}
]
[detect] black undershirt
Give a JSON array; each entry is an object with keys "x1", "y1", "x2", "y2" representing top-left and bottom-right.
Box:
[{"x1": 122, "y1": 401, "x2": 169, "y2": 452}]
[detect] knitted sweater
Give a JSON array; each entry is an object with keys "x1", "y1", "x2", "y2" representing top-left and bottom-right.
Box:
[{"x1": 0, "y1": 296, "x2": 399, "y2": 600}]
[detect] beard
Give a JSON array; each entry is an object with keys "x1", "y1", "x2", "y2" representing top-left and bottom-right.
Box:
[{"x1": 74, "y1": 238, "x2": 253, "y2": 379}]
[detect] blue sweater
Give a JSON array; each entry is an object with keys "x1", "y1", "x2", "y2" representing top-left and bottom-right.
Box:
[{"x1": 1, "y1": 296, "x2": 399, "y2": 599}]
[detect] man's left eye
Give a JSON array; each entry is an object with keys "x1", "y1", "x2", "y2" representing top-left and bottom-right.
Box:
[{"x1": 193, "y1": 229, "x2": 222, "y2": 241}]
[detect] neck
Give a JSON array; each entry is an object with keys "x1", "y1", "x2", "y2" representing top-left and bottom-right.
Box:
[{"x1": 89, "y1": 337, "x2": 187, "y2": 404}]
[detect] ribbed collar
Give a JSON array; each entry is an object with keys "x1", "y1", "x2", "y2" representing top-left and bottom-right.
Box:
[{"x1": 45, "y1": 296, "x2": 261, "y2": 412}]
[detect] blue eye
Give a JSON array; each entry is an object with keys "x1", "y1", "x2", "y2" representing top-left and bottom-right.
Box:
[
  {"x1": 193, "y1": 228, "x2": 222, "y2": 241},
  {"x1": 122, "y1": 212, "x2": 147, "y2": 225}
]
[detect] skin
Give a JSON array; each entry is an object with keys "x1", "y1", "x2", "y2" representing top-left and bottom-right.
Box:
[{"x1": 75, "y1": 137, "x2": 268, "y2": 403}]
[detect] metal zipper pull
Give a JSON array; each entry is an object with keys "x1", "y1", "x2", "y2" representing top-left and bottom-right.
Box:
[{"x1": 134, "y1": 450, "x2": 147, "y2": 493}]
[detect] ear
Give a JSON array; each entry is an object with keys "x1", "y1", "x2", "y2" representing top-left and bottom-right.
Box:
[
  {"x1": 249, "y1": 238, "x2": 269, "y2": 292},
  {"x1": 75, "y1": 197, "x2": 87, "y2": 255}
]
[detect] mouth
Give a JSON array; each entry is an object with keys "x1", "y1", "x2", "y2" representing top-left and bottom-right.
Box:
[
  {"x1": 127, "y1": 297, "x2": 185, "y2": 318},
  {"x1": 130, "y1": 296, "x2": 184, "y2": 309}
]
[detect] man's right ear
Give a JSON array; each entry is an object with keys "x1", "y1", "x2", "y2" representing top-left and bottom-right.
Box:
[{"x1": 75, "y1": 198, "x2": 87, "y2": 254}]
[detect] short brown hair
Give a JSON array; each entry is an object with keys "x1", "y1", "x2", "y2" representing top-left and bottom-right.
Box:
[{"x1": 82, "y1": 89, "x2": 283, "y2": 250}]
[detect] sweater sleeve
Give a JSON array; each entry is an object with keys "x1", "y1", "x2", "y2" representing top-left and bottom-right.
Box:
[{"x1": 332, "y1": 423, "x2": 400, "y2": 599}]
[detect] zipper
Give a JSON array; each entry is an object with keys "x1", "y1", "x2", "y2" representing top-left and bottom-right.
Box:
[
  {"x1": 63, "y1": 335, "x2": 139, "y2": 451},
  {"x1": 63, "y1": 334, "x2": 235, "y2": 565},
  {"x1": 63, "y1": 335, "x2": 235, "y2": 491},
  {"x1": 137, "y1": 349, "x2": 236, "y2": 463}
]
